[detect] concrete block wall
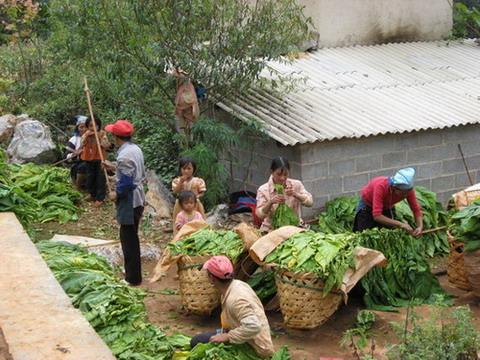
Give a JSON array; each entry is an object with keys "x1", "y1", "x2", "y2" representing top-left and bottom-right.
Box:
[{"x1": 298, "y1": 124, "x2": 480, "y2": 217}]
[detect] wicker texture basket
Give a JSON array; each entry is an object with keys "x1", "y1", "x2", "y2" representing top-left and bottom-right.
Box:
[
  {"x1": 274, "y1": 269, "x2": 342, "y2": 329},
  {"x1": 178, "y1": 255, "x2": 220, "y2": 315},
  {"x1": 447, "y1": 231, "x2": 472, "y2": 291}
]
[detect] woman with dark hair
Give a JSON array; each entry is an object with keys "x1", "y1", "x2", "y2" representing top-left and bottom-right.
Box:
[
  {"x1": 81, "y1": 115, "x2": 110, "y2": 206},
  {"x1": 256, "y1": 157, "x2": 313, "y2": 232}
]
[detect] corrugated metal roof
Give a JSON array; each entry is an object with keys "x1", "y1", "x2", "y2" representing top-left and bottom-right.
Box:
[{"x1": 217, "y1": 40, "x2": 480, "y2": 146}]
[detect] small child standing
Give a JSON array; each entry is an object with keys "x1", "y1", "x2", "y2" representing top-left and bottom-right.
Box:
[
  {"x1": 172, "y1": 158, "x2": 206, "y2": 229},
  {"x1": 175, "y1": 191, "x2": 204, "y2": 232},
  {"x1": 81, "y1": 115, "x2": 111, "y2": 206}
]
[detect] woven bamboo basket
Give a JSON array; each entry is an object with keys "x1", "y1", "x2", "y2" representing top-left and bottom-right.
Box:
[
  {"x1": 447, "y1": 231, "x2": 472, "y2": 291},
  {"x1": 177, "y1": 255, "x2": 220, "y2": 315},
  {"x1": 274, "y1": 269, "x2": 342, "y2": 329}
]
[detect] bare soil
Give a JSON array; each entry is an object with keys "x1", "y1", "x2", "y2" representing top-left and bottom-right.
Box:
[
  {"x1": 31, "y1": 201, "x2": 480, "y2": 360},
  {"x1": 0, "y1": 328, "x2": 12, "y2": 360}
]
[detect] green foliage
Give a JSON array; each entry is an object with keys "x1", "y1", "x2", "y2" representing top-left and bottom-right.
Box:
[
  {"x1": 341, "y1": 310, "x2": 376, "y2": 351},
  {"x1": 37, "y1": 241, "x2": 191, "y2": 359},
  {"x1": 271, "y1": 184, "x2": 300, "y2": 229},
  {"x1": 388, "y1": 304, "x2": 480, "y2": 360},
  {"x1": 450, "y1": 200, "x2": 480, "y2": 252},
  {"x1": 357, "y1": 229, "x2": 447, "y2": 310},
  {"x1": 318, "y1": 196, "x2": 359, "y2": 233},
  {"x1": 174, "y1": 343, "x2": 291, "y2": 360},
  {"x1": 247, "y1": 270, "x2": 277, "y2": 302},
  {"x1": 265, "y1": 231, "x2": 357, "y2": 295},
  {"x1": 452, "y1": 2, "x2": 480, "y2": 39},
  {"x1": 0, "y1": 154, "x2": 81, "y2": 226},
  {"x1": 168, "y1": 228, "x2": 245, "y2": 262}
]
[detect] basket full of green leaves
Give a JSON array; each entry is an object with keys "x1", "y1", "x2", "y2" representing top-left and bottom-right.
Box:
[
  {"x1": 271, "y1": 184, "x2": 300, "y2": 229},
  {"x1": 263, "y1": 231, "x2": 357, "y2": 329},
  {"x1": 168, "y1": 228, "x2": 245, "y2": 315}
]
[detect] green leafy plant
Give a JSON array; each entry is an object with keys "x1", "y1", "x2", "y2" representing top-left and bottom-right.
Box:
[
  {"x1": 318, "y1": 196, "x2": 359, "y2": 233},
  {"x1": 247, "y1": 270, "x2": 277, "y2": 302},
  {"x1": 450, "y1": 199, "x2": 480, "y2": 252},
  {"x1": 341, "y1": 310, "x2": 377, "y2": 358},
  {"x1": 452, "y1": 2, "x2": 480, "y2": 39},
  {"x1": 388, "y1": 304, "x2": 480, "y2": 359},
  {"x1": 271, "y1": 184, "x2": 300, "y2": 229}
]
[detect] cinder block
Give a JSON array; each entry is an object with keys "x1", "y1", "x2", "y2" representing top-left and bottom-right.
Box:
[
  {"x1": 436, "y1": 190, "x2": 458, "y2": 206},
  {"x1": 301, "y1": 162, "x2": 328, "y2": 181},
  {"x1": 455, "y1": 173, "x2": 474, "y2": 188},
  {"x1": 465, "y1": 155, "x2": 480, "y2": 170},
  {"x1": 329, "y1": 159, "x2": 355, "y2": 176},
  {"x1": 343, "y1": 174, "x2": 369, "y2": 192},
  {"x1": 407, "y1": 144, "x2": 457, "y2": 164},
  {"x1": 442, "y1": 158, "x2": 466, "y2": 174},
  {"x1": 457, "y1": 142, "x2": 480, "y2": 157},
  {"x1": 416, "y1": 131, "x2": 443, "y2": 147},
  {"x1": 416, "y1": 162, "x2": 442, "y2": 179},
  {"x1": 415, "y1": 179, "x2": 431, "y2": 190},
  {"x1": 395, "y1": 133, "x2": 419, "y2": 150},
  {"x1": 443, "y1": 125, "x2": 480, "y2": 144},
  {"x1": 314, "y1": 177, "x2": 343, "y2": 196},
  {"x1": 355, "y1": 155, "x2": 382, "y2": 173},
  {"x1": 382, "y1": 151, "x2": 407, "y2": 168},
  {"x1": 432, "y1": 175, "x2": 456, "y2": 192},
  {"x1": 369, "y1": 168, "x2": 398, "y2": 179}
]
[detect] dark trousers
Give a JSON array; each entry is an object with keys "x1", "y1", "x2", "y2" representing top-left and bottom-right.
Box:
[
  {"x1": 190, "y1": 331, "x2": 218, "y2": 348},
  {"x1": 353, "y1": 206, "x2": 396, "y2": 232},
  {"x1": 120, "y1": 206, "x2": 144, "y2": 285},
  {"x1": 70, "y1": 161, "x2": 87, "y2": 181},
  {"x1": 85, "y1": 160, "x2": 106, "y2": 201}
]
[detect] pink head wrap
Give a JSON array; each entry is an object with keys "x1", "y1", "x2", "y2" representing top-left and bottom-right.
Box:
[{"x1": 202, "y1": 256, "x2": 234, "y2": 279}]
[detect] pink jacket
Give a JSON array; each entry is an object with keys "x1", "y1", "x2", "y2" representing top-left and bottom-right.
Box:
[{"x1": 256, "y1": 176, "x2": 313, "y2": 232}]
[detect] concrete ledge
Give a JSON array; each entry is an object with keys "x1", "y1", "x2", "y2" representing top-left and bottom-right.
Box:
[{"x1": 0, "y1": 213, "x2": 115, "y2": 360}]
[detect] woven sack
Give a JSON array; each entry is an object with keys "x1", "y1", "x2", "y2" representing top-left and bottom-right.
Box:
[
  {"x1": 178, "y1": 255, "x2": 220, "y2": 315},
  {"x1": 447, "y1": 231, "x2": 472, "y2": 291},
  {"x1": 274, "y1": 269, "x2": 342, "y2": 329}
]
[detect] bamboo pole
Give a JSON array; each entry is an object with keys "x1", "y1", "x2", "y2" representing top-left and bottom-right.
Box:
[{"x1": 83, "y1": 77, "x2": 112, "y2": 194}]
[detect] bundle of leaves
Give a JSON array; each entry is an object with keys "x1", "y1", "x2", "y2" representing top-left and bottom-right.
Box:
[
  {"x1": 173, "y1": 343, "x2": 291, "y2": 360},
  {"x1": 318, "y1": 196, "x2": 359, "y2": 233},
  {"x1": 395, "y1": 186, "x2": 449, "y2": 256},
  {"x1": 264, "y1": 231, "x2": 357, "y2": 295},
  {"x1": 357, "y1": 228, "x2": 446, "y2": 310},
  {"x1": 388, "y1": 304, "x2": 480, "y2": 359},
  {"x1": 316, "y1": 187, "x2": 448, "y2": 257},
  {"x1": 37, "y1": 241, "x2": 190, "y2": 360},
  {"x1": 168, "y1": 228, "x2": 245, "y2": 262},
  {"x1": 450, "y1": 200, "x2": 480, "y2": 252},
  {"x1": 247, "y1": 270, "x2": 277, "y2": 302},
  {"x1": 271, "y1": 184, "x2": 300, "y2": 229},
  {"x1": 0, "y1": 153, "x2": 81, "y2": 225}
]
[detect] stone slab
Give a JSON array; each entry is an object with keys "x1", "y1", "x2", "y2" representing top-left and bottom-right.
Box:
[
  {"x1": 50, "y1": 234, "x2": 117, "y2": 248},
  {"x1": 0, "y1": 212, "x2": 115, "y2": 360}
]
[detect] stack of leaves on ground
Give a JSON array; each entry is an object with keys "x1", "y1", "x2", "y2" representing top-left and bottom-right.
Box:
[
  {"x1": 450, "y1": 200, "x2": 480, "y2": 252},
  {"x1": 168, "y1": 228, "x2": 245, "y2": 262},
  {"x1": 38, "y1": 241, "x2": 189, "y2": 360},
  {"x1": 39, "y1": 241, "x2": 292, "y2": 360},
  {"x1": 317, "y1": 187, "x2": 449, "y2": 256},
  {"x1": 247, "y1": 270, "x2": 277, "y2": 303},
  {"x1": 0, "y1": 152, "x2": 81, "y2": 225},
  {"x1": 357, "y1": 228, "x2": 446, "y2": 310},
  {"x1": 264, "y1": 231, "x2": 357, "y2": 295}
]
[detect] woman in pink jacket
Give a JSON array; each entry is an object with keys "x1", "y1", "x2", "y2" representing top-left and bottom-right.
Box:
[{"x1": 256, "y1": 157, "x2": 313, "y2": 232}]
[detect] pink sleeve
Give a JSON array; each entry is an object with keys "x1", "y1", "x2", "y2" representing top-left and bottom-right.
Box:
[
  {"x1": 172, "y1": 177, "x2": 183, "y2": 193},
  {"x1": 175, "y1": 212, "x2": 186, "y2": 229},
  {"x1": 194, "y1": 211, "x2": 203, "y2": 221},
  {"x1": 407, "y1": 189, "x2": 423, "y2": 218},
  {"x1": 255, "y1": 184, "x2": 270, "y2": 219},
  {"x1": 371, "y1": 183, "x2": 386, "y2": 217}
]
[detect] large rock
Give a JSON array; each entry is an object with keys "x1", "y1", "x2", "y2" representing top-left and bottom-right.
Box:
[
  {"x1": 144, "y1": 170, "x2": 174, "y2": 221},
  {"x1": 206, "y1": 204, "x2": 229, "y2": 228},
  {"x1": 7, "y1": 118, "x2": 56, "y2": 164},
  {"x1": 0, "y1": 114, "x2": 17, "y2": 144}
]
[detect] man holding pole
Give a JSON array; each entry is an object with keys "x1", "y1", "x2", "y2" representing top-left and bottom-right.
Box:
[{"x1": 104, "y1": 119, "x2": 146, "y2": 286}]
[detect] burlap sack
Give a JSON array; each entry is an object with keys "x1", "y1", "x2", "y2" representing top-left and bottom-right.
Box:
[
  {"x1": 234, "y1": 222, "x2": 261, "y2": 250},
  {"x1": 463, "y1": 249, "x2": 480, "y2": 297},
  {"x1": 453, "y1": 183, "x2": 480, "y2": 209},
  {"x1": 149, "y1": 220, "x2": 208, "y2": 282},
  {"x1": 249, "y1": 226, "x2": 304, "y2": 264}
]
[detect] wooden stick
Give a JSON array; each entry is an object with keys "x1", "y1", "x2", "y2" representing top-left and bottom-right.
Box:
[
  {"x1": 421, "y1": 226, "x2": 447, "y2": 235},
  {"x1": 83, "y1": 77, "x2": 112, "y2": 194},
  {"x1": 458, "y1": 144, "x2": 474, "y2": 186}
]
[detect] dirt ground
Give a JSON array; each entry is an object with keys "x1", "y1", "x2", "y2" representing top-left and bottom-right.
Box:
[{"x1": 31, "y1": 200, "x2": 480, "y2": 360}]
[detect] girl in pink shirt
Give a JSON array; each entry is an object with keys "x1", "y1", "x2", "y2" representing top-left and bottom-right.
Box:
[
  {"x1": 175, "y1": 191, "x2": 204, "y2": 233},
  {"x1": 256, "y1": 157, "x2": 313, "y2": 232}
]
